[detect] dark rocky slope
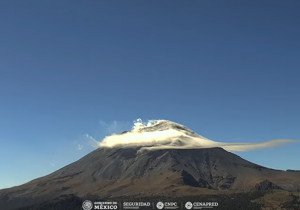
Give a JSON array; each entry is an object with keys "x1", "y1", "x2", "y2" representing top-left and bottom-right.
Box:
[{"x1": 1, "y1": 147, "x2": 300, "y2": 209}]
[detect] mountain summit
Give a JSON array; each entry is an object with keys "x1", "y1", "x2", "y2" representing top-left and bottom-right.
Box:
[
  {"x1": 131, "y1": 119, "x2": 196, "y2": 133},
  {"x1": 99, "y1": 119, "x2": 217, "y2": 151}
]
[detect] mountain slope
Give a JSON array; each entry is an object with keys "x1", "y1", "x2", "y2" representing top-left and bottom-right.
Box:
[{"x1": 1, "y1": 147, "x2": 300, "y2": 209}]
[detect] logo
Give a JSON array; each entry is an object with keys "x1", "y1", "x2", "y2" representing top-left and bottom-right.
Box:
[
  {"x1": 156, "y1": 202, "x2": 178, "y2": 209},
  {"x1": 123, "y1": 201, "x2": 151, "y2": 209},
  {"x1": 94, "y1": 201, "x2": 118, "y2": 209},
  {"x1": 156, "y1": 201, "x2": 164, "y2": 209},
  {"x1": 82, "y1": 200, "x2": 93, "y2": 210},
  {"x1": 185, "y1": 202, "x2": 193, "y2": 209},
  {"x1": 192, "y1": 202, "x2": 218, "y2": 209}
]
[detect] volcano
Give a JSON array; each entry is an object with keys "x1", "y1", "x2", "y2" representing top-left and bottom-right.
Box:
[{"x1": 0, "y1": 120, "x2": 299, "y2": 210}]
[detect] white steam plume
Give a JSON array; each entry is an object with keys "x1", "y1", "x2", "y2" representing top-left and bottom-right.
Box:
[{"x1": 98, "y1": 119, "x2": 296, "y2": 152}]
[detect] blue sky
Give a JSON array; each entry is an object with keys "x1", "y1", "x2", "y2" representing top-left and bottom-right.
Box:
[{"x1": 0, "y1": 0, "x2": 300, "y2": 189}]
